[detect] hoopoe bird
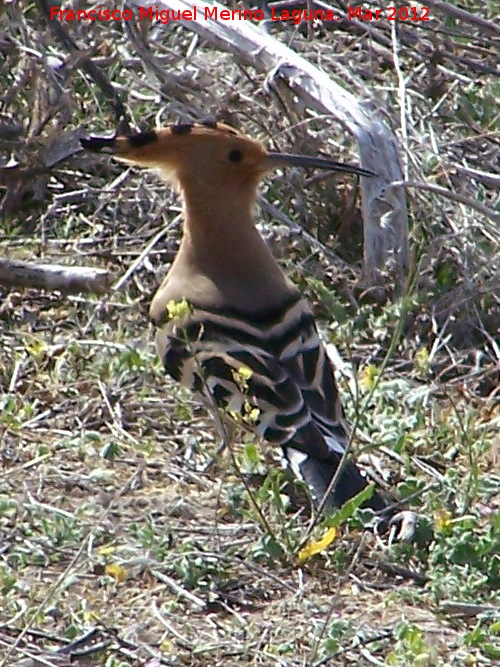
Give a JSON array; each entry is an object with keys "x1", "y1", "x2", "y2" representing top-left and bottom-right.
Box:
[{"x1": 82, "y1": 121, "x2": 390, "y2": 516}]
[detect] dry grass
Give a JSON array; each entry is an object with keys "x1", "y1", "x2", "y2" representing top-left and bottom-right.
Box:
[{"x1": 0, "y1": 1, "x2": 499, "y2": 665}]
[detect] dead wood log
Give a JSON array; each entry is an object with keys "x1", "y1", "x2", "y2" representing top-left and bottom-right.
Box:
[{"x1": 0, "y1": 258, "x2": 112, "y2": 294}]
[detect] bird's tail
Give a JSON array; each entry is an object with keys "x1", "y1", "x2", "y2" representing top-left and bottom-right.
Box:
[{"x1": 284, "y1": 444, "x2": 387, "y2": 512}]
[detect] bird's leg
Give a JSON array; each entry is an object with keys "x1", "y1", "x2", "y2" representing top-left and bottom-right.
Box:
[{"x1": 201, "y1": 395, "x2": 236, "y2": 473}]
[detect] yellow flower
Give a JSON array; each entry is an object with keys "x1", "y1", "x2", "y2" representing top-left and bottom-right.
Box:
[
  {"x1": 298, "y1": 527, "x2": 337, "y2": 564},
  {"x1": 105, "y1": 563, "x2": 128, "y2": 582},
  {"x1": 237, "y1": 366, "x2": 253, "y2": 381},
  {"x1": 435, "y1": 511, "x2": 453, "y2": 532},
  {"x1": 360, "y1": 364, "x2": 378, "y2": 390},
  {"x1": 166, "y1": 298, "x2": 191, "y2": 321}
]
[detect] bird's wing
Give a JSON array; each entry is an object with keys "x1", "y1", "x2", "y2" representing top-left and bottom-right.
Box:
[
  {"x1": 157, "y1": 301, "x2": 385, "y2": 510},
  {"x1": 160, "y1": 314, "x2": 329, "y2": 457}
]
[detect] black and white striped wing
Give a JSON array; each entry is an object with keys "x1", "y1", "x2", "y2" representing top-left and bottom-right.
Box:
[{"x1": 158, "y1": 299, "x2": 385, "y2": 510}]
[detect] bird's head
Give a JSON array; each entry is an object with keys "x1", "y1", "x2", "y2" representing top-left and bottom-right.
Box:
[{"x1": 81, "y1": 121, "x2": 375, "y2": 197}]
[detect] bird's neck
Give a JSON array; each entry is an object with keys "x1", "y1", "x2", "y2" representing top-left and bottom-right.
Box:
[
  {"x1": 181, "y1": 193, "x2": 268, "y2": 267},
  {"x1": 160, "y1": 187, "x2": 296, "y2": 314}
]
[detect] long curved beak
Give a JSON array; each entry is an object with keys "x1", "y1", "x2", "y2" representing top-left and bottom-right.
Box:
[
  {"x1": 81, "y1": 135, "x2": 376, "y2": 178},
  {"x1": 265, "y1": 151, "x2": 376, "y2": 177}
]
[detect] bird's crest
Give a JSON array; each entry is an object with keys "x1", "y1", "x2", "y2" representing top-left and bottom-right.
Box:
[
  {"x1": 81, "y1": 121, "x2": 248, "y2": 155},
  {"x1": 81, "y1": 122, "x2": 376, "y2": 180}
]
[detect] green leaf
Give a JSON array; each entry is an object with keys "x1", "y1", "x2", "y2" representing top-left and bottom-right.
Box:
[{"x1": 325, "y1": 484, "x2": 375, "y2": 528}]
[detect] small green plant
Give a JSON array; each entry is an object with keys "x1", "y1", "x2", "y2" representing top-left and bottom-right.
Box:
[
  {"x1": 321, "y1": 619, "x2": 351, "y2": 655},
  {"x1": 0, "y1": 565, "x2": 18, "y2": 596},
  {"x1": 386, "y1": 620, "x2": 438, "y2": 666},
  {"x1": 464, "y1": 619, "x2": 500, "y2": 661},
  {"x1": 129, "y1": 517, "x2": 173, "y2": 560},
  {"x1": 167, "y1": 545, "x2": 230, "y2": 592},
  {"x1": 426, "y1": 513, "x2": 500, "y2": 601}
]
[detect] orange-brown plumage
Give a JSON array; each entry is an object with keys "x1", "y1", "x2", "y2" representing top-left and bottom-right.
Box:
[
  {"x1": 82, "y1": 121, "x2": 392, "y2": 515},
  {"x1": 82, "y1": 122, "x2": 372, "y2": 317}
]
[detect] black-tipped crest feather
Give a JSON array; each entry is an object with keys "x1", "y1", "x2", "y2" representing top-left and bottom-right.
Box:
[
  {"x1": 80, "y1": 135, "x2": 117, "y2": 152},
  {"x1": 126, "y1": 130, "x2": 158, "y2": 147}
]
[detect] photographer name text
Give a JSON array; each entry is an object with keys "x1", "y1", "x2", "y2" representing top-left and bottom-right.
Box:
[{"x1": 49, "y1": 5, "x2": 431, "y2": 25}]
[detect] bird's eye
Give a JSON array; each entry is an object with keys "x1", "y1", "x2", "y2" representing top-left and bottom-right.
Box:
[{"x1": 228, "y1": 149, "x2": 243, "y2": 163}]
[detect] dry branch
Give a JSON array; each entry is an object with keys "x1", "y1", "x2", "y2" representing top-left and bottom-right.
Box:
[
  {"x1": 37, "y1": 0, "x2": 129, "y2": 127},
  {"x1": 133, "y1": 0, "x2": 410, "y2": 293},
  {"x1": 0, "y1": 258, "x2": 112, "y2": 294},
  {"x1": 392, "y1": 180, "x2": 500, "y2": 225},
  {"x1": 423, "y1": 0, "x2": 500, "y2": 35}
]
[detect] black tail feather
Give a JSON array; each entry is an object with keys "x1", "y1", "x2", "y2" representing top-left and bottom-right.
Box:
[{"x1": 286, "y1": 448, "x2": 387, "y2": 512}]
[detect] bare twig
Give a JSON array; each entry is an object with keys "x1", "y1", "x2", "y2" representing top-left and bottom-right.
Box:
[
  {"x1": 37, "y1": 0, "x2": 129, "y2": 126},
  {"x1": 438, "y1": 600, "x2": 500, "y2": 616},
  {"x1": 368, "y1": 559, "x2": 429, "y2": 585},
  {"x1": 423, "y1": 0, "x2": 500, "y2": 36},
  {"x1": 150, "y1": 570, "x2": 207, "y2": 609},
  {"x1": 0, "y1": 258, "x2": 113, "y2": 294},
  {"x1": 391, "y1": 179, "x2": 500, "y2": 224}
]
